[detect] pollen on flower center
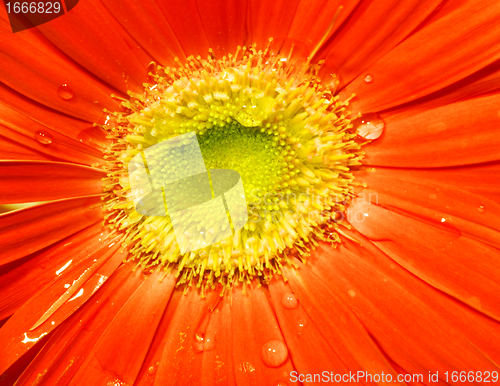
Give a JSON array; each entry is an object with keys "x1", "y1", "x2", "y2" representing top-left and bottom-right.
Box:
[{"x1": 100, "y1": 41, "x2": 363, "y2": 291}]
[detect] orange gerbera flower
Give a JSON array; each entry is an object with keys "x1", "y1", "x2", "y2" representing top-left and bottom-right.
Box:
[{"x1": 1, "y1": 0, "x2": 500, "y2": 385}]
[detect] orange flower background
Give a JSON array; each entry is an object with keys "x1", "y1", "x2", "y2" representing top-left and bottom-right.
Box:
[{"x1": 0, "y1": 0, "x2": 500, "y2": 385}]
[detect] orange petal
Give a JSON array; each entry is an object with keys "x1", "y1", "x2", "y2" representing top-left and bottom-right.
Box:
[
  {"x1": 69, "y1": 270, "x2": 176, "y2": 386},
  {"x1": 0, "y1": 21, "x2": 121, "y2": 123},
  {"x1": 305, "y1": 239, "x2": 500, "y2": 372},
  {"x1": 320, "y1": 0, "x2": 443, "y2": 89},
  {"x1": 133, "y1": 290, "x2": 185, "y2": 386},
  {"x1": 268, "y1": 279, "x2": 351, "y2": 375},
  {"x1": 0, "y1": 161, "x2": 104, "y2": 204},
  {"x1": 388, "y1": 59, "x2": 500, "y2": 119},
  {"x1": 154, "y1": 0, "x2": 211, "y2": 58},
  {"x1": 33, "y1": 0, "x2": 150, "y2": 94},
  {"x1": 0, "y1": 195, "x2": 103, "y2": 265},
  {"x1": 358, "y1": 162, "x2": 500, "y2": 203},
  {"x1": 0, "y1": 82, "x2": 111, "y2": 149},
  {"x1": 347, "y1": 201, "x2": 500, "y2": 322},
  {"x1": 228, "y1": 285, "x2": 297, "y2": 385},
  {"x1": 353, "y1": 167, "x2": 500, "y2": 250},
  {"x1": 196, "y1": 0, "x2": 248, "y2": 57},
  {"x1": 0, "y1": 328, "x2": 49, "y2": 386},
  {"x1": 284, "y1": 263, "x2": 401, "y2": 380},
  {"x1": 136, "y1": 288, "x2": 238, "y2": 386},
  {"x1": 150, "y1": 289, "x2": 216, "y2": 386},
  {"x1": 0, "y1": 133, "x2": 57, "y2": 162},
  {"x1": 287, "y1": 0, "x2": 361, "y2": 61},
  {"x1": 100, "y1": 0, "x2": 186, "y2": 66},
  {"x1": 364, "y1": 94, "x2": 500, "y2": 167},
  {"x1": 0, "y1": 241, "x2": 125, "y2": 375},
  {"x1": 341, "y1": 0, "x2": 500, "y2": 113},
  {"x1": 0, "y1": 101, "x2": 105, "y2": 166},
  {"x1": 246, "y1": 0, "x2": 301, "y2": 50},
  {"x1": 0, "y1": 223, "x2": 107, "y2": 320},
  {"x1": 13, "y1": 263, "x2": 145, "y2": 386}
]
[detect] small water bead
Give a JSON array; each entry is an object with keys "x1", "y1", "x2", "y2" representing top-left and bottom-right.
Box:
[
  {"x1": 57, "y1": 84, "x2": 75, "y2": 101},
  {"x1": 477, "y1": 206, "x2": 485, "y2": 213},
  {"x1": 193, "y1": 331, "x2": 215, "y2": 352},
  {"x1": 435, "y1": 216, "x2": 461, "y2": 236},
  {"x1": 364, "y1": 74, "x2": 373, "y2": 83},
  {"x1": 77, "y1": 126, "x2": 110, "y2": 150},
  {"x1": 148, "y1": 366, "x2": 157, "y2": 375},
  {"x1": 354, "y1": 113, "x2": 385, "y2": 140},
  {"x1": 261, "y1": 339, "x2": 288, "y2": 368},
  {"x1": 281, "y1": 292, "x2": 298, "y2": 309},
  {"x1": 297, "y1": 318, "x2": 307, "y2": 336},
  {"x1": 193, "y1": 333, "x2": 204, "y2": 353},
  {"x1": 34, "y1": 131, "x2": 53, "y2": 145}
]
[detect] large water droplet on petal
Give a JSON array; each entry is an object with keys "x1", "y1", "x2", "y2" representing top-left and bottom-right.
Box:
[
  {"x1": 57, "y1": 84, "x2": 75, "y2": 101},
  {"x1": 77, "y1": 126, "x2": 110, "y2": 150},
  {"x1": 261, "y1": 339, "x2": 288, "y2": 368},
  {"x1": 34, "y1": 131, "x2": 53, "y2": 145},
  {"x1": 477, "y1": 206, "x2": 485, "y2": 213},
  {"x1": 147, "y1": 62, "x2": 158, "y2": 83},
  {"x1": 364, "y1": 74, "x2": 373, "y2": 83},
  {"x1": 193, "y1": 332, "x2": 205, "y2": 353},
  {"x1": 204, "y1": 330, "x2": 216, "y2": 351},
  {"x1": 354, "y1": 114, "x2": 385, "y2": 140},
  {"x1": 281, "y1": 292, "x2": 298, "y2": 309}
]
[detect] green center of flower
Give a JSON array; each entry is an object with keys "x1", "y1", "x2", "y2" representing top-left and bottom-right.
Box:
[
  {"x1": 198, "y1": 123, "x2": 282, "y2": 197},
  {"x1": 101, "y1": 43, "x2": 363, "y2": 291}
]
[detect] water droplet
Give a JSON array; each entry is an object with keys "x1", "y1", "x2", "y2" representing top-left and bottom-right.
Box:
[
  {"x1": 364, "y1": 74, "x2": 373, "y2": 83},
  {"x1": 261, "y1": 339, "x2": 288, "y2": 368},
  {"x1": 275, "y1": 383, "x2": 288, "y2": 386},
  {"x1": 34, "y1": 131, "x2": 53, "y2": 145},
  {"x1": 348, "y1": 290, "x2": 356, "y2": 298},
  {"x1": 281, "y1": 292, "x2": 298, "y2": 309},
  {"x1": 147, "y1": 62, "x2": 158, "y2": 83},
  {"x1": 193, "y1": 332, "x2": 205, "y2": 353},
  {"x1": 57, "y1": 84, "x2": 75, "y2": 101},
  {"x1": 354, "y1": 114, "x2": 385, "y2": 140},
  {"x1": 147, "y1": 62, "x2": 157, "y2": 74},
  {"x1": 297, "y1": 318, "x2": 307, "y2": 336},
  {"x1": 148, "y1": 366, "x2": 157, "y2": 375},
  {"x1": 77, "y1": 126, "x2": 110, "y2": 150},
  {"x1": 477, "y1": 206, "x2": 485, "y2": 213},
  {"x1": 204, "y1": 330, "x2": 216, "y2": 351},
  {"x1": 433, "y1": 216, "x2": 461, "y2": 235}
]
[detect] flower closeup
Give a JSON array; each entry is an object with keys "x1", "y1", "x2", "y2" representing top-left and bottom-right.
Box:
[{"x1": 0, "y1": 0, "x2": 500, "y2": 385}]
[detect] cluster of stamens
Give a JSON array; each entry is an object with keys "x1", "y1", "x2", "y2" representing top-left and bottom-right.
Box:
[{"x1": 99, "y1": 41, "x2": 363, "y2": 292}]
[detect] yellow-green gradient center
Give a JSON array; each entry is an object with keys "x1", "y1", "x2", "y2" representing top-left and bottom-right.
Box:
[{"x1": 101, "y1": 43, "x2": 363, "y2": 291}]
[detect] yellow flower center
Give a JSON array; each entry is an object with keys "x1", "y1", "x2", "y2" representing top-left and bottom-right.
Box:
[{"x1": 101, "y1": 41, "x2": 363, "y2": 292}]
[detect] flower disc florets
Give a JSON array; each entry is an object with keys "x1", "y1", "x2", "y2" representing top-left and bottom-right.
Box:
[{"x1": 102, "y1": 42, "x2": 363, "y2": 291}]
